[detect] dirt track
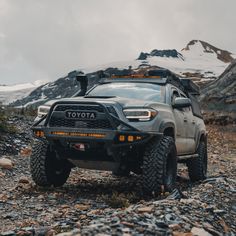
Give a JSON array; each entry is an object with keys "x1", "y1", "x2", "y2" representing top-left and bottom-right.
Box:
[{"x1": 0, "y1": 123, "x2": 235, "y2": 235}]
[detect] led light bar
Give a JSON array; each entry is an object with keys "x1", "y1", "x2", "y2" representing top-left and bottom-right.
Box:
[
  {"x1": 111, "y1": 75, "x2": 161, "y2": 79},
  {"x1": 51, "y1": 131, "x2": 106, "y2": 138}
]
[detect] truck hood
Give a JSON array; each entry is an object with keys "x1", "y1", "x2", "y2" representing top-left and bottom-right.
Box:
[{"x1": 43, "y1": 96, "x2": 164, "y2": 109}]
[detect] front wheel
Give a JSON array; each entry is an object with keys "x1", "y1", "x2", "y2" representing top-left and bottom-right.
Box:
[
  {"x1": 142, "y1": 136, "x2": 177, "y2": 194},
  {"x1": 30, "y1": 139, "x2": 71, "y2": 187}
]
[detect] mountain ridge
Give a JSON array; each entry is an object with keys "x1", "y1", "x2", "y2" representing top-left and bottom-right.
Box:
[
  {"x1": 1, "y1": 40, "x2": 235, "y2": 107},
  {"x1": 182, "y1": 40, "x2": 234, "y2": 63},
  {"x1": 200, "y1": 58, "x2": 236, "y2": 112}
]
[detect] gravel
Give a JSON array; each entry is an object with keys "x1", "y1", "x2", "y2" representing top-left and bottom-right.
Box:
[{"x1": 0, "y1": 117, "x2": 235, "y2": 235}]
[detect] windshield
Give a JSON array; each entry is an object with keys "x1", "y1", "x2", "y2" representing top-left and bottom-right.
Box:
[{"x1": 87, "y1": 82, "x2": 165, "y2": 102}]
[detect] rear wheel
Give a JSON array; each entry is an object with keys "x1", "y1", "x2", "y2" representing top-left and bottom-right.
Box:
[
  {"x1": 30, "y1": 139, "x2": 71, "y2": 187},
  {"x1": 142, "y1": 136, "x2": 177, "y2": 194},
  {"x1": 187, "y1": 141, "x2": 207, "y2": 181}
]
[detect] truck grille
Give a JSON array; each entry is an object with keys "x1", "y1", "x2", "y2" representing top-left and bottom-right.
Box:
[
  {"x1": 49, "y1": 104, "x2": 119, "y2": 130},
  {"x1": 55, "y1": 104, "x2": 104, "y2": 113},
  {"x1": 49, "y1": 118, "x2": 112, "y2": 129}
]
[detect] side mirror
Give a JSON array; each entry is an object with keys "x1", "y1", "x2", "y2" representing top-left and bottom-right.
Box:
[{"x1": 172, "y1": 97, "x2": 191, "y2": 109}]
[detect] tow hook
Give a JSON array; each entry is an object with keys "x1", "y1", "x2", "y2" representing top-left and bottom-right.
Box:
[{"x1": 71, "y1": 143, "x2": 86, "y2": 151}]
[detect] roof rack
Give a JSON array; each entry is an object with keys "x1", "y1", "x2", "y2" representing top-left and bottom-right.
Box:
[
  {"x1": 144, "y1": 69, "x2": 177, "y2": 78},
  {"x1": 103, "y1": 69, "x2": 200, "y2": 96},
  {"x1": 144, "y1": 69, "x2": 200, "y2": 96}
]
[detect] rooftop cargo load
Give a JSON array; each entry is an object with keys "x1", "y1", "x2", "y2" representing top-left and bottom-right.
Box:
[{"x1": 145, "y1": 69, "x2": 200, "y2": 96}]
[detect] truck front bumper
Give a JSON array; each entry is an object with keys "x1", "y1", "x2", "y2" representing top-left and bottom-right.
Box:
[
  {"x1": 32, "y1": 101, "x2": 163, "y2": 146},
  {"x1": 32, "y1": 126, "x2": 163, "y2": 146}
]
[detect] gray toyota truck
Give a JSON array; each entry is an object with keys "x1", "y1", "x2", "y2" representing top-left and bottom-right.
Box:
[{"x1": 31, "y1": 69, "x2": 207, "y2": 194}]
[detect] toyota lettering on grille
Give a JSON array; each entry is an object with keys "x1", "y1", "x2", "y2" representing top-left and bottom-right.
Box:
[{"x1": 65, "y1": 111, "x2": 97, "y2": 120}]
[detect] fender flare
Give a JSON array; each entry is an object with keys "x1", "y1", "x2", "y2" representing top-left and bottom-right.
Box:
[
  {"x1": 195, "y1": 130, "x2": 207, "y2": 151},
  {"x1": 159, "y1": 121, "x2": 176, "y2": 138}
]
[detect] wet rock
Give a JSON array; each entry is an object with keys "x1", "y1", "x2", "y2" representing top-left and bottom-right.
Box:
[
  {"x1": 0, "y1": 231, "x2": 16, "y2": 236},
  {"x1": 203, "y1": 177, "x2": 226, "y2": 183},
  {"x1": 213, "y1": 209, "x2": 226, "y2": 215},
  {"x1": 137, "y1": 206, "x2": 154, "y2": 213},
  {"x1": 169, "y1": 224, "x2": 182, "y2": 231},
  {"x1": 165, "y1": 213, "x2": 182, "y2": 224},
  {"x1": 15, "y1": 230, "x2": 32, "y2": 236},
  {"x1": 202, "y1": 227, "x2": 222, "y2": 236},
  {"x1": 35, "y1": 227, "x2": 55, "y2": 236},
  {"x1": 180, "y1": 199, "x2": 201, "y2": 204},
  {"x1": 191, "y1": 227, "x2": 212, "y2": 236},
  {"x1": 121, "y1": 222, "x2": 134, "y2": 228},
  {"x1": 18, "y1": 176, "x2": 30, "y2": 184},
  {"x1": 173, "y1": 232, "x2": 193, "y2": 236},
  {"x1": 3, "y1": 212, "x2": 19, "y2": 220},
  {"x1": 74, "y1": 204, "x2": 91, "y2": 211},
  {"x1": 19, "y1": 227, "x2": 34, "y2": 234},
  {"x1": 167, "y1": 188, "x2": 185, "y2": 200},
  {"x1": 20, "y1": 147, "x2": 32, "y2": 157},
  {"x1": 0, "y1": 157, "x2": 14, "y2": 169}
]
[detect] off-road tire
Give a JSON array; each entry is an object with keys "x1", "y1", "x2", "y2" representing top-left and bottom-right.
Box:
[
  {"x1": 187, "y1": 141, "x2": 207, "y2": 182},
  {"x1": 30, "y1": 139, "x2": 71, "y2": 187},
  {"x1": 142, "y1": 136, "x2": 177, "y2": 194}
]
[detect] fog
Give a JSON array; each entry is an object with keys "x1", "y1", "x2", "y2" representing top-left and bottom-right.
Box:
[{"x1": 0, "y1": 0, "x2": 235, "y2": 84}]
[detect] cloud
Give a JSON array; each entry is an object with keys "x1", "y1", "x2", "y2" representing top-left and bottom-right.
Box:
[{"x1": 0, "y1": 0, "x2": 235, "y2": 84}]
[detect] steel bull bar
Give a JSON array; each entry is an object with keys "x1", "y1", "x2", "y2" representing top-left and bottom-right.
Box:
[{"x1": 31, "y1": 101, "x2": 163, "y2": 146}]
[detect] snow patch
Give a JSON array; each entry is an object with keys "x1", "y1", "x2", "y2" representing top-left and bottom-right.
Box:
[
  {"x1": 0, "y1": 80, "x2": 46, "y2": 104},
  {"x1": 19, "y1": 97, "x2": 48, "y2": 108}
]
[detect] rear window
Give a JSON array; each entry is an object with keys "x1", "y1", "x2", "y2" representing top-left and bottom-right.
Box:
[{"x1": 87, "y1": 82, "x2": 165, "y2": 102}]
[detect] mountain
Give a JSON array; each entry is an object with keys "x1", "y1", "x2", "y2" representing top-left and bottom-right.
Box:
[
  {"x1": 200, "y1": 59, "x2": 236, "y2": 112},
  {"x1": 86, "y1": 40, "x2": 234, "y2": 80},
  {"x1": 0, "y1": 80, "x2": 45, "y2": 105},
  {"x1": 182, "y1": 40, "x2": 234, "y2": 63},
  {"x1": 10, "y1": 67, "x2": 136, "y2": 108},
  {"x1": 136, "y1": 40, "x2": 235, "y2": 79},
  {"x1": 5, "y1": 40, "x2": 236, "y2": 107},
  {"x1": 137, "y1": 49, "x2": 184, "y2": 60}
]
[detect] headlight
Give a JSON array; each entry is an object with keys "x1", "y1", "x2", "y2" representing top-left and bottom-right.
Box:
[
  {"x1": 123, "y1": 108, "x2": 158, "y2": 121},
  {"x1": 37, "y1": 105, "x2": 51, "y2": 118}
]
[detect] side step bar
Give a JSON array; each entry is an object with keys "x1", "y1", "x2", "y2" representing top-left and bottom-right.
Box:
[{"x1": 177, "y1": 154, "x2": 199, "y2": 160}]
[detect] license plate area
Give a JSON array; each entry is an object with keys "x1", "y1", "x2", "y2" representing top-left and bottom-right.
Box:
[{"x1": 70, "y1": 143, "x2": 86, "y2": 151}]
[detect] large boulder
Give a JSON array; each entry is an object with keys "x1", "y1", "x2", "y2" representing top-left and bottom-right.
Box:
[{"x1": 200, "y1": 59, "x2": 236, "y2": 112}]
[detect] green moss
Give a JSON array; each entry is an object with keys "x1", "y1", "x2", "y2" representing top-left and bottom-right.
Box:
[
  {"x1": 102, "y1": 191, "x2": 139, "y2": 208},
  {"x1": 102, "y1": 192, "x2": 130, "y2": 208},
  {"x1": 0, "y1": 108, "x2": 17, "y2": 133}
]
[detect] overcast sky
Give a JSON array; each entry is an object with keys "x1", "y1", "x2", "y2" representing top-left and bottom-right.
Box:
[{"x1": 0, "y1": 0, "x2": 235, "y2": 85}]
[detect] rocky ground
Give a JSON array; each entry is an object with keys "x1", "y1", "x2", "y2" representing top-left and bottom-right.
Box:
[{"x1": 0, "y1": 117, "x2": 235, "y2": 236}]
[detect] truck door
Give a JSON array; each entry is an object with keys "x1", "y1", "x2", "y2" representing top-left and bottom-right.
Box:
[
  {"x1": 179, "y1": 92, "x2": 196, "y2": 153},
  {"x1": 171, "y1": 88, "x2": 188, "y2": 155}
]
